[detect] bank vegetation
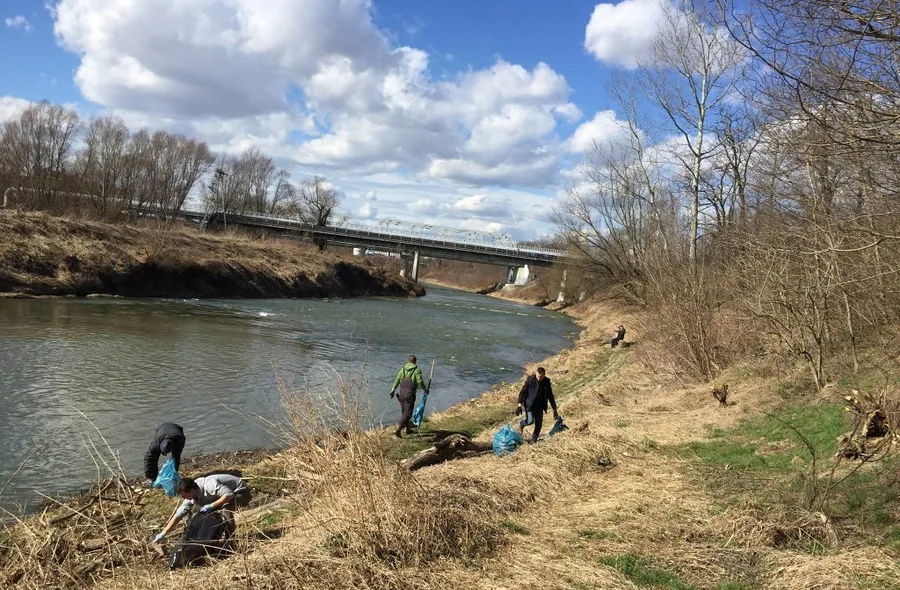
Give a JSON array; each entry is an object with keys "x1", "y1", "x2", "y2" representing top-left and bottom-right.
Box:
[{"x1": 0, "y1": 211, "x2": 423, "y2": 298}]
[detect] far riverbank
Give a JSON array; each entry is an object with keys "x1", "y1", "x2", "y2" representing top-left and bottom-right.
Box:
[{"x1": 0, "y1": 211, "x2": 423, "y2": 299}]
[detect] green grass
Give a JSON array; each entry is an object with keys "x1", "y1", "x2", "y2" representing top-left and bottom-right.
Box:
[
  {"x1": 889, "y1": 525, "x2": 900, "y2": 547},
  {"x1": 578, "y1": 528, "x2": 617, "y2": 541},
  {"x1": 600, "y1": 553, "x2": 695, "y2": 589},
  {"x1": 600, "y1": 554, "x2": 754, "y2": 590},
  {"x1": 258, "y1": 512, "x2": 283, "y2": 529},
  {"x1": 615, "y1": 421, "x2": 630, "y2": 428},
  {"x1": 834, "y1": 459, "x2": 900, "y2": 527},
  {"x1": 500, "y1": 519, "x2": 529, "y2": 535},
  {"x1": 775, "y1": 379, "x2": 816, "y2": 398},
  {"x1": 684, "y1": 404, "x2": 848, "y2": 471},
  {"x1": 682, "y1": 403, "x2": 900, "y2": 535},
  {"x1": 836, "y1": 369, "x2": 900, "y2": 391}
]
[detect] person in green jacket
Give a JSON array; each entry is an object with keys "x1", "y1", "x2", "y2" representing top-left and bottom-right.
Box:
[{"x1": 390, "y1": 355, "x2": 429, "y2": 437}]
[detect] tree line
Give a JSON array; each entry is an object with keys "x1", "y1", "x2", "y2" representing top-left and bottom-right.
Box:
[
  {"x1": 554, "y1": 0, "x2": 900, "y2": 389},
  {"x1": 0, "y1": 102, "x2": 338, "y2": 226}
]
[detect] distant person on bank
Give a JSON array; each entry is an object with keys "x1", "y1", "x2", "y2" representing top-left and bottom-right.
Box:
[
  {"x1": 610, "y1": 325, "x2": 626, "y2": 348},
  {"x1": 144, "y1": 422, "x2": 186, "y2": 487},
  {"x1": 516, "y1": 367, "x2": 558, "y2": 443},
  {"x1": 153, "y1": 474, "x2": 252, "y2": 543},
  {"x1": 390, "y1": 355, "x2": 430, "y2": 438}
]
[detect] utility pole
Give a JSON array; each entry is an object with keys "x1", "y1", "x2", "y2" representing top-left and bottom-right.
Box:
[{"x1": 207, "y1": 167, "x2": 227, "y2": 229}]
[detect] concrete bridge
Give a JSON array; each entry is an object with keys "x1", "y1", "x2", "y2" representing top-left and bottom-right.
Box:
[{"x1": 181, "y1": 209, "x2": 568, "y2": 284}]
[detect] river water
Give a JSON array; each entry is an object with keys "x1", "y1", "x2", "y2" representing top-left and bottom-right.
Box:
[{"x1": 0, "y1": 287, "x2": 577, "y2": 514}]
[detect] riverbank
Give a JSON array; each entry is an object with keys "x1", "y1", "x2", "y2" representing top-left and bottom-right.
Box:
[
  {"x1": 2, "y1": 294, "x2": 898, "y2": 589},
  {"x1": 0, "y1": 211, "x2": 424, "y2": 299}
]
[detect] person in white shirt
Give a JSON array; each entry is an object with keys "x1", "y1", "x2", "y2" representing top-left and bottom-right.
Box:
[{"x1": 152, "y1": 474, "x2": 251, "y2": 544}]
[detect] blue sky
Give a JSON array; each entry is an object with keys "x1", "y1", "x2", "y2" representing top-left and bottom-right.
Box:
[{"x1": 0, "y1": 0, "x2": 677, "y2": 240}]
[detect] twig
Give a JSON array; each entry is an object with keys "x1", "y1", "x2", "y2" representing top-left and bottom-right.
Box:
[{"x1": 48, "y1": 480, "x2": 115, "y2": 525}]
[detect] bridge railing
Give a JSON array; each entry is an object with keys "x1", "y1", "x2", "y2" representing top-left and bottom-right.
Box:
[{"x1": 191, "y1": 207, "x2": 568, "y2": 259}]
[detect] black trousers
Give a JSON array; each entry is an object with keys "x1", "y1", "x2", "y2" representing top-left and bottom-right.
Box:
[{"x1": 397, "y1": 392, "x2": 416, "y2": 431}]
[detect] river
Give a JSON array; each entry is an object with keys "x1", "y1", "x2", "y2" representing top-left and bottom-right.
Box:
[{"x1": 0, "y1": 286, "x2": 578, "y2": 514}]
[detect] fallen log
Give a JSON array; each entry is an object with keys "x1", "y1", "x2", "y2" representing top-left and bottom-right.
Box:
[{"x1": 402, "y1": 434, "x2": 493, "y2": 471}]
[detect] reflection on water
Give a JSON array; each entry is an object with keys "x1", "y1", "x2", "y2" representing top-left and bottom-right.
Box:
[{"x1": 0, "y1": 287, "x2": 578, "y2": 513}]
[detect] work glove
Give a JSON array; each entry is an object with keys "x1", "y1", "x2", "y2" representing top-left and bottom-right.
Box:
[
  {"x1": 199, "y1": 505, "x2": 215, "y2": 515},
  {"x1": 424, "y1": 388, "x2": 430, "y2": 395},
  {"x1": 144, "y1": 478, "x2": 154, "y2": 489},
  {"x1": 153, "y1": 532, "x2": 165, "y2": 544},
  {"x1": 515, "y1": 405, "x2": 522, "y2": 416},
  {"x1": 389, "y1": 391, "x2": 395, "y2": 399},
  {"x1": 553, "y1": 411, "x2": 559, "y2": 420}
]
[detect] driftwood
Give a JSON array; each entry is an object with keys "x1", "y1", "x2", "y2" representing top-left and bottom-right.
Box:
[
  {"x1": 403, "y1": 434, "x2": 493, "y2": 471},
  {"x1": 235, "y1": 499, "x2": 288, "y2": 524}
]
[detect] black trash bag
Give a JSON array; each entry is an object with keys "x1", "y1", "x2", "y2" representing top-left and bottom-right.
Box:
[{"x1": 168, "y1": 512, "x2": 231, "y2": 570}]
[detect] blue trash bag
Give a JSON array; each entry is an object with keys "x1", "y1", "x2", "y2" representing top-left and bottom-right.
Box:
[
  {"x1": 153, "y1": 457, "x2": 181, "y2": 497},
  {"x1": 547, "y1": 416, "x2": 569, "y2": 438},
  {"x1": 412, "y1": 392, "x2": 428, "y2": 428},
  {"x1": 492, "y1": 424, "x2": 523, "y2": 456}
]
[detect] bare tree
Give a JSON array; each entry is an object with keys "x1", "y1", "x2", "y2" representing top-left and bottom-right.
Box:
[
  {"x1": 269, "y1": 169, "x2": 296, "y2": 214},
  {"x1": 0, "y1": 101, "x2": 81, "y2": 211},
  {"x1": 296, "y1": 176, "x2": 338, "y2": 227},
  {"x1": 77, "y1": 115, "x2": 130, "y2": 220},
  {"x1": 203, "y1": 148, "x2": 276, "y2": 216},
  {"x1": 638, "y1": 0, "x2": 747, "y2": 268},
  {"x1": 291, "y1": 176, "x2": 339, "y2": 250}
]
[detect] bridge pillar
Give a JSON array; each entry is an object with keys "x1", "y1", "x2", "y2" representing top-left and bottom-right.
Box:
[
  {"x1": 505, "y1": 266, "x2": 518, "y2": 284},
  {"x1": 411, "y1": 251, "x2": 420, "y2": 281},
  {"x1": 399, "y1": 251, "x2": 420, "y2": 281},
  {"x1": 514, "y1": 265, "x2": 531, "y2": 286},
  {"x1": 352, "y1": 247, "x2": 364, "y2": 257},
  {"x1": 556, "y1": 269, "x2": 568, "y2": 303}
]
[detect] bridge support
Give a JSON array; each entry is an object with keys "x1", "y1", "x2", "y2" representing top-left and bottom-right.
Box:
[
  {"x1": 352, "y1": 247, "x2": 364, "y2": 257},
  {"x1": 505, "y1": 266, "x2": 517, "y2": 284},
  {"x1": 515, "y1": 265, "x2": 531, "y2": 286},
  {"x1": 400, "y1": 251, "x2": 421, "y2": 282},
  {"x1": 556, "y1": 269, "x2": 568, "y2": 303}
]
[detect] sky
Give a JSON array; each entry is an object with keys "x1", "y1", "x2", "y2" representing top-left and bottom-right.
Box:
[{"x1": 0, "y1": 0, "x2": 679, "y2": 241}]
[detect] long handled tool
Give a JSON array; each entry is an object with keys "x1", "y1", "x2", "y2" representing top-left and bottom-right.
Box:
[{"x1": 412, "y1": 359, "x2": 436, "y2": 429}]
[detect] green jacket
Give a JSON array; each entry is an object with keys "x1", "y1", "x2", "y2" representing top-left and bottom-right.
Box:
[{"x1": 391, "y1": 363, "x2": 428, "y2": 395}]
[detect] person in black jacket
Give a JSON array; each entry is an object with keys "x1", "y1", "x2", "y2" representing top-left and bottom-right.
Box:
[
  {"x1": 516, "y1": 367, "x2": 558, "y2": 443},
  {"x1": 144, "y1": 422, "x2": 186, "y2": 486},
  {"x1": 611, "y1": 325, "x2": 626, "y2": 348}
]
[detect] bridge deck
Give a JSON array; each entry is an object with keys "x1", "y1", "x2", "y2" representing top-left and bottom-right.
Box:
[{"x1": 193, "y1": 210, "x2": 567, "y2": 267}]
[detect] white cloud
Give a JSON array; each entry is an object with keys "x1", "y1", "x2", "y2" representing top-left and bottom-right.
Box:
[
  {"x1": 337, "y1": 173, "x2": 554, "y2": 240},
  {"x1": 358, "y1": 201, "x2": 378, "y2": 220},
  {"x1": 4, "y1": 16, "x2": 32, "y2": 32},
  {"x1": 567, "y1": 110, "x2": 632, "y2": 154},
  {"x1": 0, "y1": 96, "x2": 33, "y2": 122},
  {"x1": 584, "y1": 0, "x2": 668, "y2": 69},
  {"x1": 47, "y1": 0, "x2": 603, "y2": 240},
  {"x1": 53, "y1": 1, "x2": 575, "y2": 189},
  {"x1": 554, "y1": 102, "x2": 583, "y2": 122},
  {"x1": 53, "y1": 0, "x2": 388, "y2": 118}
]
